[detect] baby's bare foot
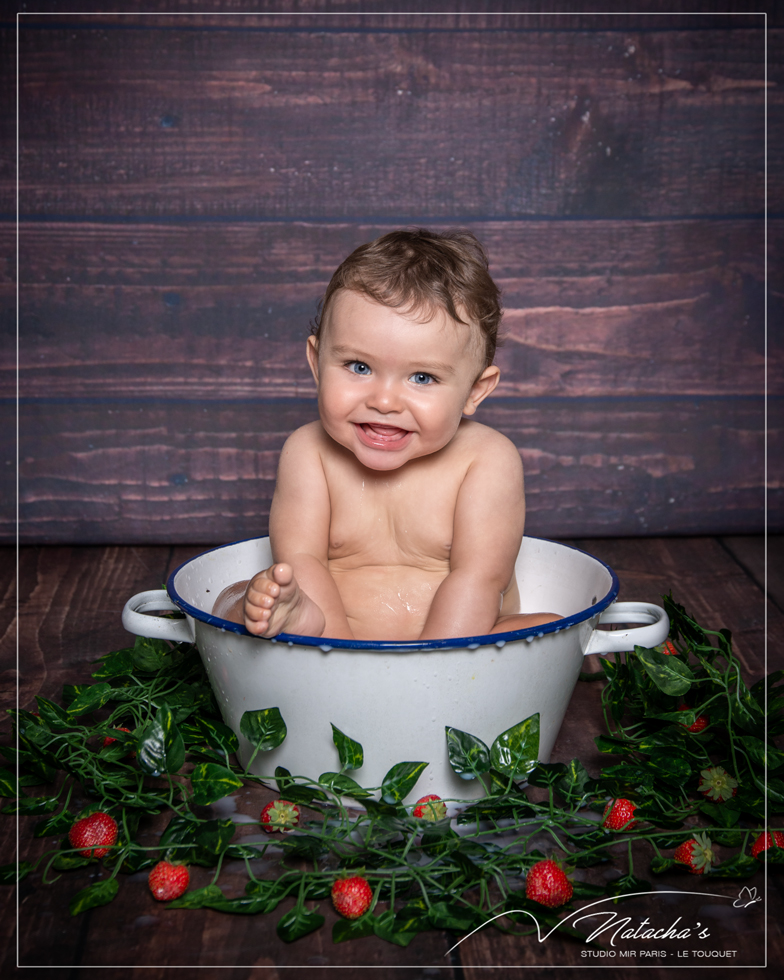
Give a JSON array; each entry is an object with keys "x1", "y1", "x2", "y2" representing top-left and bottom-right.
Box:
[{"x1": 244, "y1": 564, "x2": 325, "y2": 638}]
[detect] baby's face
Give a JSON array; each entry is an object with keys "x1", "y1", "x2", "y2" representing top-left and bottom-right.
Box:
[{"x1": 307, "y1": 289, "x2": 500, "y2": 471}]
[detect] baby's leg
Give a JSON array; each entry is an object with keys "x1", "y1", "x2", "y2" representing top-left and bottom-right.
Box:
[
  {"x1": 489, "y1": 611, "x2": 561, "y2": 635},
  {"x1": 243, "y1": 564, "x2": 326, "y2": 637},
  {"x1": 213, "y1": 564, "x2": 325, "y2": 638}
]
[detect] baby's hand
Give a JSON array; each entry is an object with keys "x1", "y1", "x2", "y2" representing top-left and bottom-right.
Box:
[{"x1": 243, "y1": 563, "x2": 325, "y2": 638}]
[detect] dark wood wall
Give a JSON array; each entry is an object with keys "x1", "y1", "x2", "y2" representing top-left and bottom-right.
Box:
[{"x1": 4, "y1": 3, "x2": 780, "y2": 544}]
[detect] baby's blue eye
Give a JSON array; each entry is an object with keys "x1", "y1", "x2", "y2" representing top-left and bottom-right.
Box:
[
  {"x1": 410, "y1": 372, "x2": 435, "y2": 385},
  {"x1": 348, "y1": 361, "x2": 371, "y2": 375}
]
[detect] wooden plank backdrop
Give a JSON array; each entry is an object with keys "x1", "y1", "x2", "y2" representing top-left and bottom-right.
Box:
[{"x1": 3, "y1": 3, "x2": 780, "y2": 543}]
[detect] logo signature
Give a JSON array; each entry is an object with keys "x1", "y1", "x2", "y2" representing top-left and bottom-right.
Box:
[{"x1": 445, "y1": 886, "x2": 760, "y2": 955}]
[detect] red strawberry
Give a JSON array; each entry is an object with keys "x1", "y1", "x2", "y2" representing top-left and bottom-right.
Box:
[
  {"x1": 331, "y1": 874, "x2": 373, "y2": 919},
  {"x1": 412, "y1": 794, "x2": 447, "y2": 821},
  {"x1": 102, "y1": 726, "x2": 132, "y2": 748},
  {"x1": 260, "y1": 799, "x2": 300, "y2": 834},
  {"x1": 678, "y1": 705, "x2": 709, "y2": 734},
  {"x1": 660, "y1": 640, "x2": 679, "y2": 656},
  {"x1": 751, "y1": 830, "x2": 784, "y2": 860},
  {"x1": 673, "y1": 832, "x2": 716, "y2": 874},
  {"x1": 68, "y1": 811, "x2": 118, "y2": 858},
  {"x1": 698, "y1": 766, "x2": 738, "y2": 802},
  {"x1": 525, "y1": 859, "x2": 573, "y2": 908},
  {"x1": 602, "y1": 798, "x2": 638, "y2": 831},
  {"x1": 148, "y1": 860, "x2": 190, "y2": 901}
]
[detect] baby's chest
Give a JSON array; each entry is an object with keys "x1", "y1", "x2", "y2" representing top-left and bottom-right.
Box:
[{"x1": 326, "y1": 474, "x2": 459, "y2": 565}]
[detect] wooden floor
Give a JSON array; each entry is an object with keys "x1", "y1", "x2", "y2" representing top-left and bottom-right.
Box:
[{"x1": 1, "y1": 536, "x2": 782, "y2": 979}]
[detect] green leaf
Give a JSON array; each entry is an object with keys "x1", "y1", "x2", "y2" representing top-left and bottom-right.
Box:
[
  {"x1": 729, "y1": 689, "x2": 765, "y2": 737},
  {"x1": 3, "y1": 794, "x2": 61, "y2": 816},
  {"x1": 138, "y1": 707, "x2": 186, "y2": 777},
  {"x1": 193, "y1": 818, "x2": 236, "y2": 861},
  {"x1": 743, "y1": 735, "x2": 784, "y2": 771},
  {"x1": 699, "y1": 802, "x2": 740, "y2": 828},
  {"x1": 373, "y1": 908, "x2": 426, "y2": 947},
  {"x1": 641, "y1": 751, "x2": 692, "y2": 787},
  {"x1": 634, "y1": 646, "x2": 693, "y2": 697},
  {"x1": 490, "y1": 714, "x2": 540, "y2": 778},
  {"x1": 0, "y1": 769, "x2": 17, "y2": 799},
  {"x1": 0, "y1": 861, "x2": 32, "y2": 884},
  {"x1": 131, "y1": 636, "x2": 168, "y2": 673},
  {"x1": 180, "y1": 716, "x2": 239, "y2": 755},
  {"x1": 239, "y1": 707, "x2": 287, "y2": 752},
  {"x1": 277, "y1": 835, "x2": 326, "y2": 861},
  {"x1": 91, "y1": 647, "x2": 136, "y2": 679},
  {"x1": 331, "y1": 723, "x2": 364, "y2": 771},
  {"x1": 266, "y1": 782, "x2": 327, "y2": 807},
  {"x1": 333, "y1": 914, "x2": 376, "y2": 943},
  {"x1": 594, "y1": 735, "x2": 635, "y2": 755},
  {"x1": 69, "y1": 877, "x2": 119, "y2": 915},
  {"x1": 421, "y1": 825, "x2": 459, "y2": 858},
  {"x1": 380, "y1": 761, "x2": 428, "y2": 805},
  {"x1": 33, "y1": 810, "x2": 74, "y2": 838},
  {"x1": 118, "y1": 846, "x2": 156, "y2": 874},
  {"x1": 754, "y1": 774, "x2": 784, "y2": 808},
  {"x1": 445, "y1": 727, "x2": 491, "y2": 779},
  {"x1": 362, "y1": 798, "x2": 406, "y2": 819},
  {"x1": 527, "y1": 762, "x2": 567, "y2": 788},
  {"x1": 427, "y1": 901, "x2": 483, "y2": 933},
  {"x1": 34, "y1": 697, "x2": 69, "y2": 730},
  {"x1": 276, "y1": 905, "x2": 325, "y2": 943},
  {"x1": 52, "y1": 846, "x2": 93, "y2": 871},
  {"x1": 224, "y1": 843, "x2": 267, "y2": 861},
  {"x1": 66, "y1": 682, "x2": 114, "y2": 719},
  {"x1": 650, "y1": 856, "x2": 676, "y2": 874},
  {"x1": 318, "y1": 772, "x2": 373, "y2": 799},
  {"x1": 708, "y1": 855, "x2": 759, "y2": 879},
  {"x1": 167, "y1": 884, "x2": 226, "y2": 909},
  {"x1": 190, "y1": 763, "x2": 244, "y2": 806},
  {"x1": 571, "y1": 880, "x2": 609, "y2": 898},
  {"x1": 61, "y1": 684, "x2": 90, "y2": 706},
  {"x1": 557, "y1": 758, "x2": 593, "y2": 806}
]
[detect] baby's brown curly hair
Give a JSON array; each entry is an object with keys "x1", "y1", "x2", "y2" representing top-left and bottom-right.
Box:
[{"x1": 312, "y1": 229, "x2": 502, "y2": 370}]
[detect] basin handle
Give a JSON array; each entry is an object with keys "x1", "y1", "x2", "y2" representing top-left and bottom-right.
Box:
[
  {"x1": 122, "y1": 590, "x2": 194, "y2": 644},
  {"x1": 583, "y1": 601, "x2": 669, "y2": 656}
]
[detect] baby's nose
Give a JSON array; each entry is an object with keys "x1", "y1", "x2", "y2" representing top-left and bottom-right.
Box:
[{"x1": 366, "y1": 378, "x2": 404, "y2": 413}]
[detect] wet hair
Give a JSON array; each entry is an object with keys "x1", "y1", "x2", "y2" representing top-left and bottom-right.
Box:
[{"x1": 311, "y1": 229, "x2": 502, "y2": 369}]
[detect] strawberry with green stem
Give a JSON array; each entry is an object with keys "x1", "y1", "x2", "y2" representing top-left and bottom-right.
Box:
[
  {"x1": 331, "y1": 874, "x2": 373, "y2": 919},
  {"x1": 412, "y1": 794, "x2": 447, "y2": 821},
  {"x1": 673, "y1": 833, "x2": 716, "y2": 874},
  {"x1": 148, "y1": 860, "x2": 190, "y2": 901},
  {"x1": 67, "y1": 812, "x2": 118, "y2": 859},
  {"x1": 751, "y1": 831, "x2": 784, "y2": 860},
  {"x1": 260, "y1": 799, "x2": 300, "y2": 834},
  {"x1": 698, "y1": 766, "x2": 738, "y2": 802},
  {"x1": 602, "y1": 798, "x2": 638, "y2": 831},
  {"x1": 525, "y1": 859, "x2": 573, "y2": 908}
]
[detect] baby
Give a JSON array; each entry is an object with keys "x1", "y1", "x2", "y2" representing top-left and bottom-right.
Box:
[{"x1": 214, "y1": 229, "x2": 559, "y2": 641}]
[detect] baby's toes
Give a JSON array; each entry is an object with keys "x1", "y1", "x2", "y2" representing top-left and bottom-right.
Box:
[{"x1": 271, "y1": 563, "x2": 294, "y2": 588}]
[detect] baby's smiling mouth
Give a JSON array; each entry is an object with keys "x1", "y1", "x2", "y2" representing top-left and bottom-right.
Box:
[{"x1": 355, "y1": 422, "x2": 412, "y2": 447}]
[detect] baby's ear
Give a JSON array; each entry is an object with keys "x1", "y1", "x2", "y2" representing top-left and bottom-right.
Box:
[
  {"x1": 306, "y1": 335, "x2": 320, "y2": 383},
  {"x1": 463, "y1": 365, "x2": 500, "y2": 415}
]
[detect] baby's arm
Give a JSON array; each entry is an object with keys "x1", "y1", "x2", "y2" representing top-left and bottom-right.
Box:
[
  {"x1": 417, "y1": 431, "x2": 525, "y2": 640},
  {"x1": 254, "y1": 425, "x2": 354, "y2": 639}
]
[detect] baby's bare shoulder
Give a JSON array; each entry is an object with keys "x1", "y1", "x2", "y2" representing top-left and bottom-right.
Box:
[
  {"x1": 456, "y1": 420, "x2": 522, "y2": 471},
  {"x1": 279, "y1": 421, "x2": 339, "y2": 463}
]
